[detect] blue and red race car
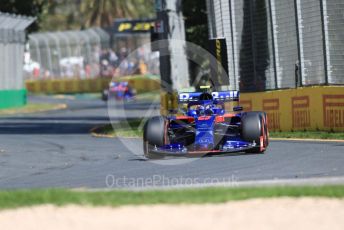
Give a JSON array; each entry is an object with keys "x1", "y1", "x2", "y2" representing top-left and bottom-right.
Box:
[
  {"x1": 102, "y1": 82, "x2": 135, "y2": 101},
  {"x1": 143, "y1": 87, "x2": 269, "y2": 159}
]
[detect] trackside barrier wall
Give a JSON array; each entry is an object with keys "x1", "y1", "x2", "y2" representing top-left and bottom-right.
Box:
[
  {"x1": 161, "y1": 86, "x2": 344, "y2": 132},
  {"x1": 112, "y1": 75, "x2": 160, "y2": 94},
  {"x1": 26, "y1": 78, "x2": 111, "y2": 94},
  {"x1": 26, "y1": 75, "x2": 160, "y2": 94},
  {"x1": 0, "y1": 89, "x2": 27, "y2": 109}
]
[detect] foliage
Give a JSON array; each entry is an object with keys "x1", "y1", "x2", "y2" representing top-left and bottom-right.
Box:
[
  {"x1": 182, "y1": 0, "x2": 209, "y2": 50},
  {"x1": 182, "y1": 0, "x2": 210, "y2": 85},
  {"x1": 80, "y1": 0, "x2": 155, "y2": 28},
  {"x1": 0, "y1": 0, "x2": 155, "y2": 32}
]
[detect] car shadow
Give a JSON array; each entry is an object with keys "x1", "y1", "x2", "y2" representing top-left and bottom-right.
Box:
[{"x1": 128, "y1": 151, "x2": 264, "y2": 162}]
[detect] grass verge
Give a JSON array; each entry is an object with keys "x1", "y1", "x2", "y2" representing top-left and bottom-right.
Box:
[
  {"x1": 270, "y1": 131, "x2": 344, "y2": 140},
  {"x1": 92, "y1": 119, "x2": 143, "y2": 138},
  {"x1": 92, "y1": 119, "x2": 344, "y2": 140},
  {"x1": 0, "y1": 103, "x2": 67, "y2": 116},
  {"x1": 135, "y1": 91, "x2": 160, "y2": 102},
  {"x1": 0, "y1": 185, "x2": 344, "y2": 210}
]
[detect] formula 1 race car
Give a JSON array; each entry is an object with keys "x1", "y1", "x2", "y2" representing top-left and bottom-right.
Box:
[
  {"x1": 143, "y1": 87, "x2": 269, "y2": 159},
  {"x1": 102, "y1": 82, "x2": 135, "y2": 101}
]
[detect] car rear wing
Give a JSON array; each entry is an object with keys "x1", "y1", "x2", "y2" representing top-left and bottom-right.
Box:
[{"x1": 178, "y1": 91, "x2": 240, "y2": 103}]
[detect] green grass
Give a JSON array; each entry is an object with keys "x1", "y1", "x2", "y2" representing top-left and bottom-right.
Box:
[
  {"x1": 270, "y1": 131, "x2": 344, "y2": 140},
  {"x1": 96, "y1": 119, "x2": 143, "y2": 137},
  {"x1": 94, "y1": 119, "x2": 344, "y2": 140},
  {"x1": 135, "y1": 91, "x2": 160, "y2": 102},
  {"x1": 0, "y1": 185, "x2": 344, "y2": 210},
  {"x1": 0, "y1": 103, "x2": 66, "y2": 116}
]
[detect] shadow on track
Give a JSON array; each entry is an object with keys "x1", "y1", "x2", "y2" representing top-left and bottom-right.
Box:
[{"x1": 0, "y1": 122, "x2": 104, "y2": 135}]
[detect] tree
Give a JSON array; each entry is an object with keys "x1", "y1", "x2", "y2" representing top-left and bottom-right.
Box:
[
  {"x1": 0, "y1": 0, "x2": 155, "y2": 32},
  {"x1": 80, "y1": 0, "x2": 155, "y2": 28},
  {"x1": 182, "y1": 0, "x2": 210, "y2": 85},
  {"x1": 182, "y1": 0, "x2": 209, "y2": 50},
  {"x1": 39, "y1": 0, "x2": 85, "y2": 31}
]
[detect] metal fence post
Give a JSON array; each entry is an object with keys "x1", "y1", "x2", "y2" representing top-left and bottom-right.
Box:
[
  {"x1": 47, "y1": 32, "x2": 62, "y2": 77},
  {"x1": 319, "y1": 0, "x2": 329, "y2": 85},
  {"x1": 38, "y1": 34, "x2": 53, "y2": 77},
  {"x1": 29, "y1": 35, "x2": 42, "y2": 78},
  {"x1": 228, "y1": 0, "x2": 237, "y2": 90},
  {"x1": 267, "y1": 0, "x2": 278, "y2": 90},
  {"x1": 294, "y1": 0, "x2": 303, "y2": 87}
]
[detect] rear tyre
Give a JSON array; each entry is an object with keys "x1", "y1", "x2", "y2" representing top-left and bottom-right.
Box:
[
  {"x1": 143, "y1": 116, "x2": 168, "y2": 159},
  {"x1": 262, "y1": 112, "x2": 269, "y2": 147},
  {"x1": 242, "y1": 112, "x2": 267, "y2": 154}
]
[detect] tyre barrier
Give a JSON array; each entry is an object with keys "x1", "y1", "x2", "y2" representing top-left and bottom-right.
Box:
[
  {"x1": 26, "y1": 78, "x2": 111, "y2": 94},
  {"x1": 26, "y1": 75, "x2": 160, "y2": 94}
]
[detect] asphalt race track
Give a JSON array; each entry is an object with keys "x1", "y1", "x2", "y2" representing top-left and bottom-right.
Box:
[{"x1": 0, "y1": 95, "x2": 343, "y2": 189}]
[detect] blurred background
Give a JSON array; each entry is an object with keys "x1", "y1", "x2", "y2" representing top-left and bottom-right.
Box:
[{"x1": 7, "y1": 0, "x2": 158, "y2": 80}]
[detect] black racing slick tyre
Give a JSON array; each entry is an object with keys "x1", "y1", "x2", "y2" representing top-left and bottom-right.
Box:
[
  {"x1": 143, "y1": 116, "x2": 168, "y2": 159},
  {"x1": 242, "y1": 112, "x2": 268, "y2": 154}
]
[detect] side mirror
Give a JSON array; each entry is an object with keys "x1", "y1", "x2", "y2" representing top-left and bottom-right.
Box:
[{"x1": 233, "y1": 106, "x2": 243, "y2": 112}]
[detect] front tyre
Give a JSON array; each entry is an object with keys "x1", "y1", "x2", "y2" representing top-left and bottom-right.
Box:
[
  {"x1": 242, "y1": 112, "x2": 268, "y2": 154},
  {"x1": 143, "y1": 140, "x2": 164, "y2": 159},
  {"x1": 143, "y1": 116, "x2": 168, "y2": 159}
]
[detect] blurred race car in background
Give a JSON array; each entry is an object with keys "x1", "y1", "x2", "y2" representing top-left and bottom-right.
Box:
[
  {"x1": 143, "y1": 86, "x2": 269, "y2": 159},
  {"x1": 102, "y1": 82, "x2": 135, "y2": 101}
]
